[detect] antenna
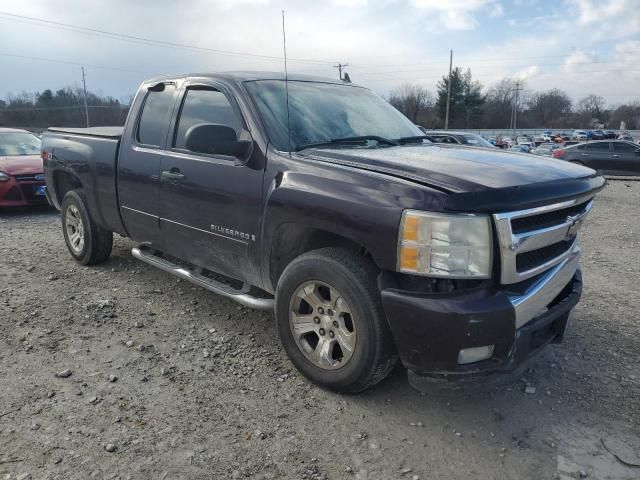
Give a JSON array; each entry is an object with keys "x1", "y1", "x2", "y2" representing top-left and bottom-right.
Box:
[{"x1": 281, "y1": 10, "x2": 292, "y2": 155}]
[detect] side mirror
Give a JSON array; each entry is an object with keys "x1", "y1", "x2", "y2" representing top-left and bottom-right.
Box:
[{"x1": 184, "y1": 123, "x2": 252, "y2": 159}]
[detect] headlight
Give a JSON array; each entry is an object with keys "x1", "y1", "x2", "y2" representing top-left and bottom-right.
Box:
[
  {"x1": 398, "y1": 210, "x2": 492, "y2": 278},
  {"x1": 0, "y1": 172, "x2": 9, "y2": 182}
]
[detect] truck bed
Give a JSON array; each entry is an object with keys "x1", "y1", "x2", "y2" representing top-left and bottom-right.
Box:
[{"x1": 43, "y1": 127, "x2": 126, "y2": 236}]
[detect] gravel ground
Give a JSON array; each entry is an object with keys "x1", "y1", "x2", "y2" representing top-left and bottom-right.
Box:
[{"x1": 1, "y1": 180, "x2": 639, "y2": 480}]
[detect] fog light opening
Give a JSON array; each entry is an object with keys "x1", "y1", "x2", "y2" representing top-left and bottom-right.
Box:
[{"x1": 457, "y1": 345, "x2": 495, "y2": 365}]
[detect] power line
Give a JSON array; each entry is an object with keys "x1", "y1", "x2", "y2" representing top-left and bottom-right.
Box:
[
  {"x1": 0, "y1": 52, "x2": 153, "y2": 75},
  {"x1": 356, "y1": 61, "x2": 636, "y2": 77},
  {"x1": 354, "y1": 54, "x2": 615, "y2": 72},
  {"x1": 0, "y1": 11, "x2": 334, "y2": 66},
  {"x1": 0, "y1": 105, "x2": 127, "y2": 112}
]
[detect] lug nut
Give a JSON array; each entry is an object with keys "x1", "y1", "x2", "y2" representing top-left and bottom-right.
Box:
[
  {"x1": 332, "y1": 320, "x2": 339, "y2": 328},
  {"x1": 329, "y1": 330, "x2": 335, "y2": 338},
  {"x1": 319, "y1": 328, "x2": 325, "y2": 336},
  {"x1": 318, "y1": 307, "x2": 324, "y2": 314},
  {"x1": 314, "y1": 317, "x2": 320, "y2": 324}
]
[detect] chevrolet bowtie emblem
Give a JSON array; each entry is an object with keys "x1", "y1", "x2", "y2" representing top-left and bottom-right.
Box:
[{"x1": 566, "y1": 214, "x2": 583, "y2": 239}]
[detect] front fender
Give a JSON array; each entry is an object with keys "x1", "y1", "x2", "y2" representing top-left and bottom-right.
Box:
[{"x1": 260, "y1": 162, "x2": 447, "y2": 289}]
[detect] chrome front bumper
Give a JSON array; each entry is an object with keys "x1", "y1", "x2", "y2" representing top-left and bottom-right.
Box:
[{"x1": 508, "y1": 245, "x2": 581, "y2": 329}]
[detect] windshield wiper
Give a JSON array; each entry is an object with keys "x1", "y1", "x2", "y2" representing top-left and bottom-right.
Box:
[
  {"x1": 395, "y1": 135, "x2": 434, "y2": 145},
  {"x1": 295, "y1": 135, "x2": 398, "y2": 152}
]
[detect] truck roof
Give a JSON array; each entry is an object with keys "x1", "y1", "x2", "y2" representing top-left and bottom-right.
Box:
[{"x1": 144, "y1": 71, "x2": 360, "y2": 87}]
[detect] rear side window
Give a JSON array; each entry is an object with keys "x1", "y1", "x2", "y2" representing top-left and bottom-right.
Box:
[
  {"x1": 137, "y1": 84, "x2": 175, "y2": 147},
  {"x1": 613, "y1": 142, "x2": 636, "y2": 153},
  {"x1": 174, "y1": 88, "x2": 243, "y2": 150},
  {"x1": 585, "y1": 142, "x2": 610, "y2": 152}
]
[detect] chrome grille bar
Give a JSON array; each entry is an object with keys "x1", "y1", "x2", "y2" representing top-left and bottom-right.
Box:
[{"x1": 493, "y1": 194, "x2": 594, "y2": 284}]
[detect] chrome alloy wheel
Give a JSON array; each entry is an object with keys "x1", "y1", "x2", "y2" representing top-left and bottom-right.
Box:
[
  {"x1": 289, "y1": 281, "x2": 357, "y2": 370},
  {"x1": 65, "y1": 204, "x2": 85, "y2": 254}
]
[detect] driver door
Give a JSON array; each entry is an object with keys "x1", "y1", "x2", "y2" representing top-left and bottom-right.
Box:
[{"x1": 158, "y1": 82, "x2": 264, "y2": 281}]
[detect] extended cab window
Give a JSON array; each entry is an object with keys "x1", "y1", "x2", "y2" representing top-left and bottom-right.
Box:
[
  {"x1": 174, "y1": 88, "x2": 242, "y2": 150},
  {"x1": 137, "y1": 84, "x2": 175, "y2": 147}
]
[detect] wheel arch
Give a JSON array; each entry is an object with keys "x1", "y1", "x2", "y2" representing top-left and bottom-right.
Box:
[
  {"x1": 268, "y1": 223, "x2": 376, "y2": 291},
  {"x1": 52, "y1": 169, "x2": 83, "y2": 209}
]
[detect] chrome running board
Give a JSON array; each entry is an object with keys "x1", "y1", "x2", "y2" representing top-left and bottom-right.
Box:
[{"x1": 131, "y1": 246, "x2": 274, "y2": 311}]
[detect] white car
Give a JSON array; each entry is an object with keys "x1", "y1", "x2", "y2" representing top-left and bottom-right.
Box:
[{"x1": 572, "y1": 130, "x2": 588, "y2": 140}]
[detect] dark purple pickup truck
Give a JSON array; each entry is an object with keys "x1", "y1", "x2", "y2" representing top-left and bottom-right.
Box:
[{"x1": 42, "y1": 72, "x2": 605, "y2": 392}]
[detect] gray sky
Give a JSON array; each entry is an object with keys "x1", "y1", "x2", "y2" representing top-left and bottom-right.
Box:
[{"x1": 0, "y1": 0, "x2": 639, "y2": 104}]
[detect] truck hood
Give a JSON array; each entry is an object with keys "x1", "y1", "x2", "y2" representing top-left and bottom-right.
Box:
[
  {"x1": 0, "y1": 155, "x2": 43, "y2": 175},
  {"x1": 301, "y1": 143, "x2": 595, "y2": 193}
]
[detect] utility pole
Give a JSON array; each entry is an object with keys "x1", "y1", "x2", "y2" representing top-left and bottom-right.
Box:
[
  {"x1": 512, "y1": 80, "x2": 522, "y2": 137},
  {"x1": 444, "y1": 50, "x2": 453, "y2": 129},
  {"x1": 333, "y1": 62, "x2": 349, "y2": 81},
  {"x1": 81, "y1": 66, "x2": 89, "y2": 127}
]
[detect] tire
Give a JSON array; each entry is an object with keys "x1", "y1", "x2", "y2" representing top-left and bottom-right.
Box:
[
  {"x1": 570, "y1": 160, "x2": 585, "y2": 166},
  {"x1": 275, "y1": 247, "x2": 397, "y2": 393},
  {"x1": 61, "y1": 190, "x2": 113, "y2": 265}
]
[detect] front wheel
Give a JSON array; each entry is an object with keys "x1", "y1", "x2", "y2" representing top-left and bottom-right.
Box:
[
  {"x1": 61, "y1": 190, "x2": 113, "y2": 265},
  {"x1": 275, "y1": 247, "x2": 397, "y2": 393}
]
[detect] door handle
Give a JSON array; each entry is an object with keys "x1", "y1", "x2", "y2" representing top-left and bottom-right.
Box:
[
  {"x1": 612, "y1": 154, "x2": 621, "y2": 158},
  {"x1": 581, "y1": 153, "x2": 589, "y2": 156},
  {"x1": 161, "y1": 168, "x2": 185, "y2": 180}
]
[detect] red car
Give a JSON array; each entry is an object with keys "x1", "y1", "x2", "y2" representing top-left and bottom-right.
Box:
[{"x1": 0, "y1": 128, "x2": 48, "y2": 207}]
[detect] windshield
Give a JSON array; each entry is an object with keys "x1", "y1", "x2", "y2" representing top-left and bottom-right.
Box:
[
  {"x1": 245, "y1": 80, "x2": 422, "y2": 152},
  {"x1": 462, "y1": 134, "x2": 495, "y2": 148},
  {"x1": 0, "y1": 132, "x2": 41, "y2": 156}
]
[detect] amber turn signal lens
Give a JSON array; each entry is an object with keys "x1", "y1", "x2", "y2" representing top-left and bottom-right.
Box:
[
  {"x1": 399, "y1": 245, "x2": 419, "y2": 271},
  {"x1": 402, "y1": 215, "x2": 419, "y2": 242}
]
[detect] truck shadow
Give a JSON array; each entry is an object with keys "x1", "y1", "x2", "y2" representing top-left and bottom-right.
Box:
[{"x1": 0, "y1": 205, "x2": 57, "y2": 218}]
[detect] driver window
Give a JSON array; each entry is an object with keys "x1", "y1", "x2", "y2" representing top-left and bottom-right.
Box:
[{"x1": 173, "y1": 87, "x2": 243, "y2": 150}]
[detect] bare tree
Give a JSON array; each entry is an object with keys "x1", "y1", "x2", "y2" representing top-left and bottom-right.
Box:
[
  {"x1": 575, "y1": 94, "x2": 607, "y2": 126},
  {"x1": 482, "y1": 78, "x2": 518, "y2": 128},
  {"x1": 526, "y1": 89, "x2": 573, "y2": 128},
  {"x1": 387, "y1": 84, "x2": 433, "y2": 125}
]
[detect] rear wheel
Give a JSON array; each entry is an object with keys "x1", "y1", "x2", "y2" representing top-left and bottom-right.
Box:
[
  {"x1": 275, "y1": 247, "x2": 396, "y2": 393},
  {"x1": 61, "y1": 190, "x2": 113, "y2": 265}
]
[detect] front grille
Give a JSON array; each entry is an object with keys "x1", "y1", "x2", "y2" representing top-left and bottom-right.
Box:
[
  {"x1": 511, "y1": 200, "x2": 590, "y2": 234},
  {"x1": 19, "y1": 184, "x2": 46, "y2": 203},
  {"x1": 493, "y1": 195, "x2": 595, "y2": 284},
  {"x1": 516, "y1": 238, "x2": 575, "y2": 272},
  {"x1": 15, "y1": 174, "x2": 38, "y2": 182},
  {"x1": 3, "y1": 186, "x2": 23, "y2": 201}
]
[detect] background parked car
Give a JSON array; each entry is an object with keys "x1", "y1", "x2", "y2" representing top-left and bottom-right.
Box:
[
  {"x1": 532, "y1": 143, "x2": 560, "y2": 157},
  {"x1": 617, "y1": 132, "x2": 633, "y2": 141},
  {"x1": 605, "y1": 130, "x2": 617, "y2": 139},
  {"x1": 423, "y1": 131, "x2": 496, "y2": 148},
  {"x1": 510, "y1": 144, "x2": 531, "y2": 153},
  {"x1": 572, "y1": 130, "x2": 588, "y2": 140},
  {"x1": 552, "y1": 140, "x2": 640, "y2": 175},
  {"x1": 0, "y1": 128, "x2": 47, "y2": 207}
]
